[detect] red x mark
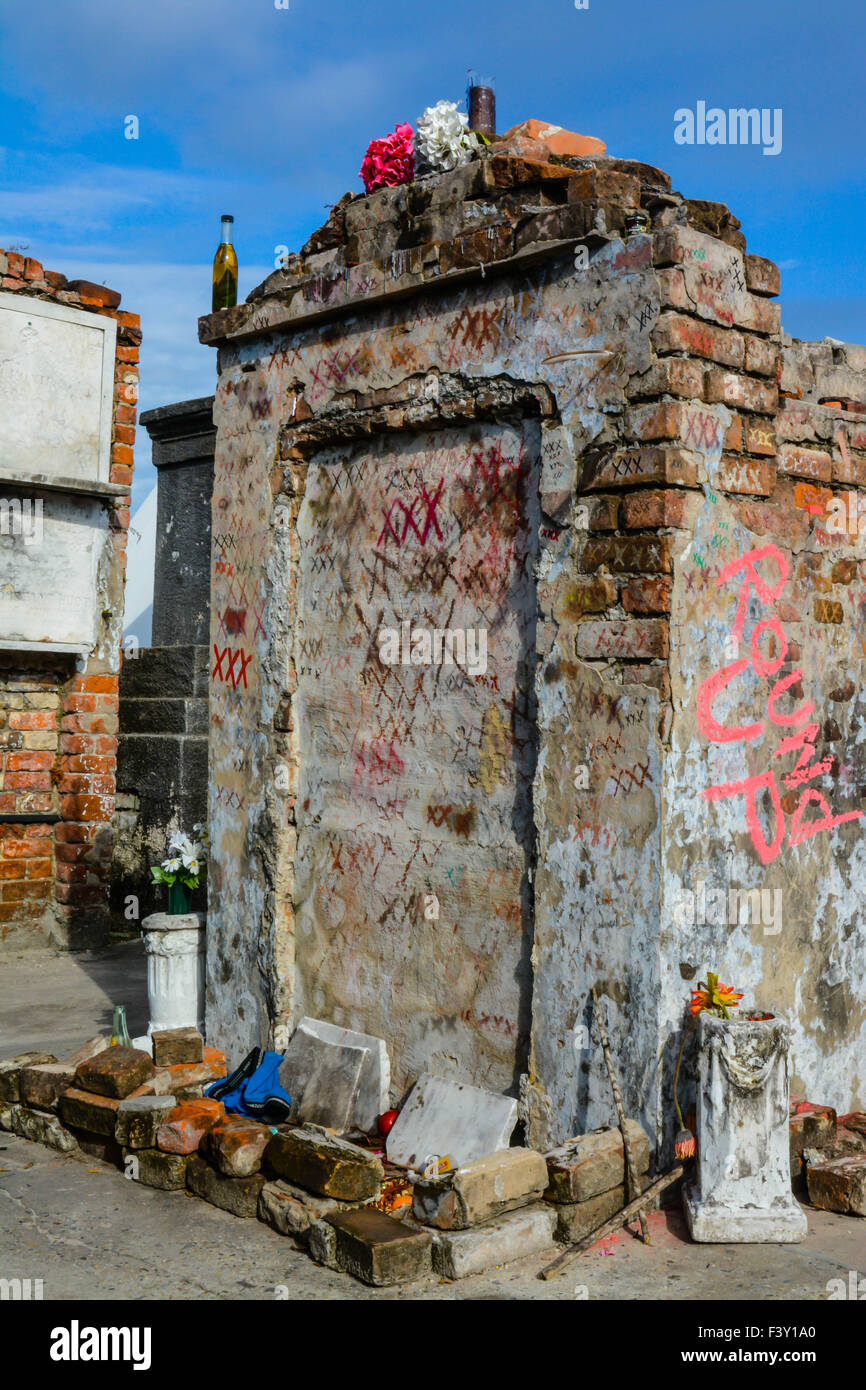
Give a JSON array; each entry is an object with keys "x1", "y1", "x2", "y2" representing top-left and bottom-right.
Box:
[{"x1": 377, "y1": 478, "x2": 445, "y2": 548}]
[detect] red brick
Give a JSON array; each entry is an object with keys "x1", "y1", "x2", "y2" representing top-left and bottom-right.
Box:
[
  {"x1": 621, "y1": 489, "x2": 695, "y2": 529},
  {"x1": 44, "y1": 270, "x2": 67, "y2": 290},
  {"x1": 17, "y1": 793, "x2": 55, "y2": 815},
  {"x1": 1, "y1": 881, "x2": 50, "y2": 902},
  {"x1": 113, "y1": 424, "x2": 135, "y2": 446},
  {"x1": 743, "y1": 419, "x2": 776, "y2": 457},
  {"x1": 116, "y1": 346, "x2": 139, "y2": 364},
  {"x1": 61, "y1": 714, "x2": 119, "y2": 735},
  {"x1": 62, "y1": 694, "x2": 97, "y2": 713},
  {"x1": 67, "y1": 280, "x2": 121, "y2": 308},
  {"x1": 778, "y1": 444, "x2": 832, "y2": 482},
  {"x1": 27, "y1": 860, "x2": 53, "y2": 880},
  {"x1": 8, "y1": 711, "x2": 55, "y2": 730},
  {"x1": 576, "y1": 619, "x2": 669, "y2": 660},
  {"x1": 744, "y1": 254, "x2": 780, "y2": 297},
  {"x1": 831, "y1": 559, "x2": 857, "y2": 585},
  {"x1": 55, "y1": 884, "x2": 106, "y2": 906},
  {"x1": 157, "y1": 1099, "x2": 225, "y2": 1155},
  {"x1": 110, "y1": 466, "x2": 133, "y2": 487},
  {"x1": 807, "y1": 1155, "x2": 866, "y2": 1216},
  {"x1": 813, "y1": 598, "x2": 844, "y2": 624},
  {"x1": 626, "y1": 401, "x2": 686, "y2": 443},
  {"x1": 110, "y1": 506, "x2": 131, "y2": 531},
  {"x1": 60, "y1": 794, "x2": 113, "y2": 821},
  {"x1": 557, "y1": 577, "x2": 617, "y2": 617},
  {"x1": 6, "y1": 252, "x2": 24, "y2": 275},
  {"x1": 55, "y1": 863, "x2": 89, "y2": 884},
  {"x1": 717, "y1": 455, "x2": 776, "y2": 495},
  {"x1": 629, "y1": 357, "x2": 704, "y2": 401},
  {"x1": 66, "y1": 755, "x2": 115, "y2": 774},
  {"x1": 113, "y1": 310, "x2": 141, "y2": 329},
  {"x1": 579, "y1": 536, "x2": 672, "y2": 574},
  {"x1": 5, "y1": 752, "x2": 53, "y2": 772},
  {"x1": 621, "y1": 576, "x2": 672, "y2": 613},
  {"x1": 651, "y1": 312, "x2": 745, "y2": 368},
  {"x1": 114, "y1": 404, "x2": 137, "y2": 426},
  {"x1": 0, "y1": 862, "x2": 26, "y2": 880},
  {"x1": 587, "y1": 495, "x2": 619, "y2": 530},
  {"x1": 724, "y1": 415, "x2": 743, "y2": 451},
  {"x1": 55, "y1": 823, "x2": 97, "y2": 843},
  {"x1": 704, "y1": 368, "x2": 777, "y2": 415},
  {"x1": 54, "y1": 843, "x2": 95, "y2": 864},
  {"x1": 1, "y1": 277, "x2": 25, "y2": 291},
  {"x1": 4, "y1": 771, "x2": 51, "y2": 791},
  {"x1": 23, "y1": 257, "x2": 44, "y2": 281},
  {"x1": 111, "y1": 443, "x2": 134, "y2": 467},
  {"x1": 744, "y1": 336, "x2": 781, "y2": 378},
  {"x1": 58, "y1": 775, "x2": 114, "y2": 795},
  {"x1": 69, "y1": 675, "x2": 119, "y2": 694}
]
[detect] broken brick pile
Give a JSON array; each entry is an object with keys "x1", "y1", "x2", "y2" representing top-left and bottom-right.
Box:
[
  {"x1": 0, "y1": 1029, "x2": 227, "y2": 1166},
  {"x1": 5, "y1": 1030, "x2": 864, "y2": 1284},
  {"x1": 790, "y1": 1099, "x2": 866, "y2": 1217},
  {"x1": 0, "y1": 251, "x2": 139, "y2": 953},
  {"x1": 0, "y1": 1027, "x2": 659, "y2": 1286}
]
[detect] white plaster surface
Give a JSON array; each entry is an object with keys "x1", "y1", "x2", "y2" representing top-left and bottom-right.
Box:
[
  {"x1": 0, "y1": 291, "x2": 116, "y2": 481},
  {"x1": 0, "y1": 490, "x2": 106, "y2": 648},
  {"x1": 386, "y1": 1072, "x2": 518, "y2": 1168}
]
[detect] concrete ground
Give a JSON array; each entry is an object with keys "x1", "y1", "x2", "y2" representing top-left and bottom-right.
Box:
[{"x1": 1, "y1": 944, "x2": 864, "y2": 1301}]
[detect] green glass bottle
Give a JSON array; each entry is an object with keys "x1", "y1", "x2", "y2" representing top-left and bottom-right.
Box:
[
  {"x1": 212, "y1": 214, "x2": 238, "y2": 312},
  {"x1": 111, "y1": 1005, "x2": 131, "y2": 1047}
]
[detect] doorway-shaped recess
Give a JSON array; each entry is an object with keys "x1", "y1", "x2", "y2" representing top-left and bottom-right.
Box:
[{"x1": 293, "y1": 418, "x2": 539, "y2": 1095}]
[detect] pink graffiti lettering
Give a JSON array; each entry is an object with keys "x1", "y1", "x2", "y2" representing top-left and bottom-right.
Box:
[{"x1": 698, "y1": 542, "x2": 863, "y2": 863}]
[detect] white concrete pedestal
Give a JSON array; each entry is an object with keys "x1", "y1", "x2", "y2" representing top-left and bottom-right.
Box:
[
  {"x1": 684, "y1": 1011, "x2": 807, "y2": 1243},
  {"x1": 140, "y1": 912, "x2": 206, "y2": 1037}
]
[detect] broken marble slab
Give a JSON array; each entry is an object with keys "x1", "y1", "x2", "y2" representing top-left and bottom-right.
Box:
[
  {"x1": 277, "y1": 1022, "x2": 368, "y2": 1132},
  {"x1": 281, "y1": 1018, "x2": 389, "y2": 1132},
  {"x1": 386, "y1": 1074, "x2": 518, "y2": 1170}
]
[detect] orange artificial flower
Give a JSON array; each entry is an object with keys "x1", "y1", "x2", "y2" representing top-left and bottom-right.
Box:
[{"x1": 689, "y1": 970, "x2": 744, "y2": 1020}]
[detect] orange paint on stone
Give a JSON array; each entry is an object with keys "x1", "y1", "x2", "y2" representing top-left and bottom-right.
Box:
[
  {"x1": 502, "y1": 118, "x2": 606, "y2": 159},
  {"x1": 156, "y1": 1098, "x2": 225, "y2": 1154}
]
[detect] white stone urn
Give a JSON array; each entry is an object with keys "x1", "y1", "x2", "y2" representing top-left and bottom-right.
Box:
[
  {"x1": 140, "y1": 912, "x2": 206, "y2": 1037},
  {"x1": 684, "y1": 1010, "x2": 807, "y2": 1242}
]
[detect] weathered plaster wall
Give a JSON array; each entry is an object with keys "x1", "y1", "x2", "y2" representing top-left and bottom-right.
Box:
[{"x1": 293, "y1": 422, "x2": 539, "y2": 1095}]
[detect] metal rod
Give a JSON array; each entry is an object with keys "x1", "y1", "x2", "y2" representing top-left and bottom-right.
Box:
[
  {"x1": 538, "y1": 1165, "x2": 684, "y2": 1280},
  {"x1": 591, "y1": 983, "x2": 651, "y2": 1244}
]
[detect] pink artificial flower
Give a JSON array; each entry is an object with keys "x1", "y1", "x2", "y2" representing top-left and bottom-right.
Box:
[{"x1": 360, "y1": 122, "x2": 415, "y2": 194}]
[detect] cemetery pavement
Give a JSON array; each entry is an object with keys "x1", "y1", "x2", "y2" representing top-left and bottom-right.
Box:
[{"x1": 1, "y1": 1131, "x2": 864, "y2": 1302}]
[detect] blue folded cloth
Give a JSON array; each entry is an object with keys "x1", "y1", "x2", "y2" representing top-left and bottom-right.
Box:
[{"x1": 206, "y1": 1046, "x2": 293, "y2": 1124}]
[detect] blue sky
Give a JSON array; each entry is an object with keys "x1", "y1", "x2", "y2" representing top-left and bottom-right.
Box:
[{"x1": 1, "y1": 0, "x2": 864, "y2": 519}]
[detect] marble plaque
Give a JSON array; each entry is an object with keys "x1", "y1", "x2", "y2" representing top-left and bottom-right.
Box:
[
  {"x1": 0, "y1": 291, "x2": 117, "y2": 482},
  {"x1": 0, "y1": 491, "x2": 106, "y2": 648}
]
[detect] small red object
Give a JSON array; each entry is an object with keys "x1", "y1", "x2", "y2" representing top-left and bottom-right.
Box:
[{"x1": 378, "y1": 1108, "x2": 399, "y2": 1136}]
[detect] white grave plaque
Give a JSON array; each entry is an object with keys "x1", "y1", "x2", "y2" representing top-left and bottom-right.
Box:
[
  {"x1": 0, "y1": 491, "x2": 107, "y2": 649},
  {"x1": 0, "y1": 290, "x2": 117, "y2": 483}
]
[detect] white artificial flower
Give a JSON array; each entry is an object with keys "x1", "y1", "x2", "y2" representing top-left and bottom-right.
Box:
[
  {"x1": 184, "y1": 858, "x2": 200, "y2": 877},
  {"x1": 163, "y1": 857, "x2": 183, "y2": 873},
  {"x1": 415, "y1": 99, "x2": 482, "y2": 174},
  {"x1": 181, "y1": 842, "x2": 202, "y2": 870},
  {"x1": 169, "y1": 831, "x2": 194, "y2": 857}
]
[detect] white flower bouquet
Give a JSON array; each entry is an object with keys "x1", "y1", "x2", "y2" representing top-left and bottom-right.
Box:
[
  {"x1": 414, "y1": 100, "x2": 484, "y2": 175},
  {"x1": 151, "y1": 823, "x2": 209, "y2": 912}
]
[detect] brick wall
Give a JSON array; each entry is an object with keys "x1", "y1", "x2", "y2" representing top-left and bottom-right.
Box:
[{"x1": 0, "y1": 250, "x2": 139, "y2": 949}]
